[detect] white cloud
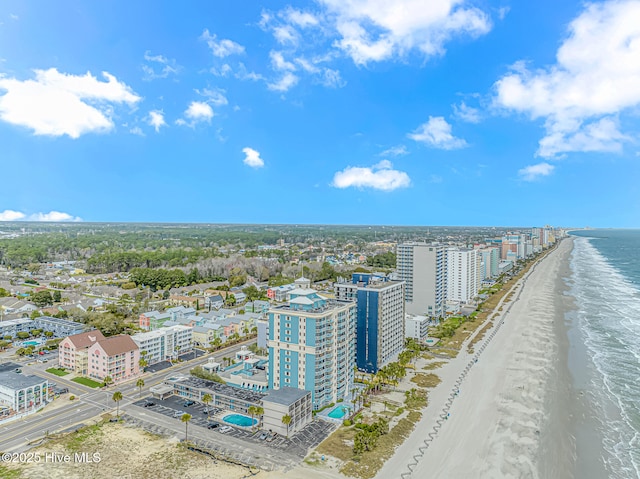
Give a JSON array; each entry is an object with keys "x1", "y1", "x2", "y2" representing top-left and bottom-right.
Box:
[
  {"x1": 493, "y1": 0, "x2": 640, "y2": 158},
  {"x1": 130, "y1": 126, "x2": 144, "y2": 136},
  {"x1": 9, "y1": 14, "x2": 18, "y2": 20},
  {"x1": 201, "y1": 29, "x2": 245, "y2": 57},
  {"x1": 242, "y1": 147, "x2": 265, "y2": 168},
  {"x1": 452, "y1": 101, "x2": 481, "y2": 123},
  {"x1": 321, "y1": 68, "x2": 346, "y2": 88},
  {"x1": 0, "y1": 68, "x2": 140, "y2": 138},
  {"x1": 270, "y1": 51, "x2": 296, "y2": 71},
  {"x1": 285, "y1": 8, "x2": 320, "y2": 28},
  {"x1": 518, "y1": 162, "x2": 555, "y2": 181},
  {"x1": 332, "y1": 160, "x2": 410, "y2": 191},
  {"x1": 408, "y1": 116, "x2": 467, "y2": 149},
  {"x1": 197, "y1": 88, "x2": 228, "y2": 106},
  {"x1": 185, "y1": 101, "x2": 213, "y2": 122},
  {"x1": 142, "y1": 51, "x2": 180, "y2": 80},
  {"x1": 29, "y1": 211, "x2": 82, "y2": 222},
  {"x1": 274, "y1": 25, "x2": 299, "y2": 45},
  {"x1": 0, "y1": 210, "x2": 25, "y2": 221},
  {"x1": 497, "y1": 6, "x2": 510, "y2": 20},
  {"x1": 319, "y1": 0, "x2": 492, "y2": 65},
  {"x1": 268, "y1": 72, "x2": 299, "y2": 92},
  {"x1": 236, "y1": 63, "x2": 264, "y2": 81},
  {"x1": 211, "y1": 64, "x2": 233, "y2": 77},
  {"x1": 379, "y1": 145, "x2": 408, "y2": 157},
  {"x1": 147, "y1": 110, "x2": 167, "y2": 132}
]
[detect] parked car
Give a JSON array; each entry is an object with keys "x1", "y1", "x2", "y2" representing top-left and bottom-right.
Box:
[
  {"x1": 183, "y1": 400, "x2": 195, "y2": 407},
  {"x1": 143, "y1": 401, "x2": 155, "y2": 408},
  {"x1": 173, "y1": 410, "x2": 186, "y2": 418},
  {"x1": 207, "y1": 422, "x2": 219, "y2": 429},
  {"x1": 259, "y1": 432, "x2": 268, "y2": 440},
  {"x1": 219, "y1": 426, "x2": 232, "y2": 433},
  {"x1": 266, "y1": 433, "x2": 277, "y2": 442}
]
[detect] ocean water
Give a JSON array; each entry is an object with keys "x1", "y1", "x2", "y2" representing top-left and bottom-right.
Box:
[{"x1": 570, "y1": 229, "x2": 640, "y2": 478}]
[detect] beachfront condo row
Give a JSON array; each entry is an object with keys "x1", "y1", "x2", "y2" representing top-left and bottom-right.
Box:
[
  {"x1": 335, "y1": 273, "x2": 405, "y2": 374},
  {"x1": 267, "y1": 280, "x2": 356, "y2": 410}
]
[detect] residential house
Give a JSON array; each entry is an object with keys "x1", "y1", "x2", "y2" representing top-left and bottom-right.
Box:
[
  {"x1": 168, "y1": 294, "x2": 203, "y2": 310},
  {"x1": 204, "y1": 295, "x2": 224, "y2": 311}
]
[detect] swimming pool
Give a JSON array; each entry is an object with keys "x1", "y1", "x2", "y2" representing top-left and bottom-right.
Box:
[
  {"x1": 22, "y1": 340, "x2": 43, "y2": 347},
  {"x1": 223, "y1": 414, "x2": 257, "y2": 427},
  {"x1": 328, "y1": 406, "x2": 347, "y2": 419}
]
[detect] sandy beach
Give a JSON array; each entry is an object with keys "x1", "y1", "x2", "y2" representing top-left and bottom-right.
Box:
[{"x1": 374, "y1": 238, "x2": 576, "y2": 479}]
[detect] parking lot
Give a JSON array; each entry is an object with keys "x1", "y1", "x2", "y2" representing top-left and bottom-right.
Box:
[{"x1": 130, "y1": 395, "x2": 336, "y2": 460}]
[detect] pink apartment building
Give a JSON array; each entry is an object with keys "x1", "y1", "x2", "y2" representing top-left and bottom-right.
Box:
[
  {"x1": 87, "y1": 335, "x2": 140, "y2": 384},
  {"x1": 58, "y1": 330, "x2": 107, "y2": 375}
]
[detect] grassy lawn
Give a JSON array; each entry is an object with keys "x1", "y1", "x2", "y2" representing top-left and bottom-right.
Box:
[
  {"x1": 72, "y1": 377, "x2": 103, "y2": 388},
  {"x1": 410, "y1": 373, "x2": 441, "y2": 388},
  {"x1": 46, "y1": 367, "x2": 70, "y2": 377}
]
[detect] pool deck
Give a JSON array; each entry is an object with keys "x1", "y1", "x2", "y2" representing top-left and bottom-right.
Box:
[{"x1": 317, "y1": 401, "x2": 355, "y2": 424}]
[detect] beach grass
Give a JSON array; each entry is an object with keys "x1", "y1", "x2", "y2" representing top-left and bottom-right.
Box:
[
  {"x1": 71, "y1": 377, "x2": 103, "y2": 388},
  {"x1": 340, "y1": 411, "x2": 422, "y2": 479},
  {"x1": 410, "y1": 373, "x2": 441, "y2": 388},
  {"x1": 46, "y1": 367, "x2": 70, "y2": 377},
  {"x1": 316, "y1": 426, "x2": 357, "y2": 462},
  {"x1": 422, "y1": 361, "x2": 446, "y2": 370}
]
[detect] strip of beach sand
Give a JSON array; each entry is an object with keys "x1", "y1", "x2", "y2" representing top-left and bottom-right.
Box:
[{"x1": 374, "y1": 238, "x2": 578, "y2": 479}]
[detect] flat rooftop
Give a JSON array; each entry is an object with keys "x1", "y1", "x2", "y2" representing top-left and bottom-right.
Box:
[
  {"x1": 0, "y1": 371, "x2": 48, "y2": 390},
  {"x1": 167, "y1": 376, "x2": 266, "y2": 403},
  {"x1": 263, "y1": 387, "x2": 310, "y2": 406}
]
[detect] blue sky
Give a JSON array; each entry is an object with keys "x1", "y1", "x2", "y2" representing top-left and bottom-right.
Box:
[{"x1": 0, "y1": 0, "x2": 639, "y2": 227}]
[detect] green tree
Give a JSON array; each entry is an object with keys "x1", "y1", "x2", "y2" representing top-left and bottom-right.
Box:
[
  {"x1": 224, "y1": 294, "x2": 236, "y2": 307},
  {"x1": 181, "y1": 413, "x2": 192, "y2": 442},
  {"x1": 52, "y1": 290, "x2": 62, "y2": 302},
  {"x1": 16, "y1": 331, "x2": 30, "y2": 340},
  {"x1": 112, "y1": 391, "x2": 123, "y2": 418},
  {"x1": 210, "y1": 337, "x2": 222, "y2": 350},
  {"x1": 136, "y1": 378, "x2": 145, "y2": 398},
  {"x1": 281, "y1": 414, "x2": 292, "y2": 438},
  {"x1": 255, "y1": 406, "x2": 264, "y2": 429},
  {"x1": 0, "y1": 340, "x2": 10, "y2": 351},
  {"x1": 202, "y1": 393, "x2": 212, "y2": 421},
  {"x1": 0, "y1": 287, "x2": 10, "y2": 297},
  {"x1": 30, "y1": 310, "x2": 43, "y2": 319},
  {"x1": 32, "y1": 291, "x2": 53, "y2": 307},
  {"x1": 103, "y1": 376, "x2": 114, "y2": 387},
  {"x1": 44, "y1": 331, "x2": 54, "y2": 338}
]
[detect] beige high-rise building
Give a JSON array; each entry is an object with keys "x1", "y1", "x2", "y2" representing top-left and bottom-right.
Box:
[{"x1": 396, "y1": 242, "x2": 447, "y2": 317}]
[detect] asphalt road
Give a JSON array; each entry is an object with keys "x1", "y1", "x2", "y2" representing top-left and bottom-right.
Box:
[{"x1": 0, "y1": 340, "x2": 256, "y2": 453}]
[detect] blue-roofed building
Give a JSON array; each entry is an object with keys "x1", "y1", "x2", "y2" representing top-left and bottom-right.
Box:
[
  {"x1": 267, "y1": 288, "x2": 356, "y2": 410},
  {"x1": 335, "y1": 274, "x2": 405, "y2": 374}
]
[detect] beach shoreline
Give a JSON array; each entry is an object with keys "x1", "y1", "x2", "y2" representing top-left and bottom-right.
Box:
[{"x1": 373, "y1": 238, "x2": 578, "y2": 479}]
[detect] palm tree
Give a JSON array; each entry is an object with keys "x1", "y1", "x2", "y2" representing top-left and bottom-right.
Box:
[
  {"x1": 255, "y1": 406, "x2": 264, "y2": 429},
  {"x1": 104, "y1": 376, "x2": 113, "y2": 388},
  {"x1": 181, "y1": 413, "x2": 192, "y2": 442},
  {"x1": 248, "y1": 405, "x2": 258, "y2": 431},
  {"x1": 281, "y1": 414, "x2": 292, "y2": 438},
  {"x1": 139, "y1": 358, "x2": 148, "y2": 372},
  {"x1": 202, "y1": 393, "x2": 212, "y2": 421},
  {"x1": 112, "y1": 391, "x2": 123, "y2": 418},
  {"x1": 210, "y1": 338, "x2": 222, "y2": 350},
  {"x1": 136, "y1": 378, "x2": 145, "y2": 398}
]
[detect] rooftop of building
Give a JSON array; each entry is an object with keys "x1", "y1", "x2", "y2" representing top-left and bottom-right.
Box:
[
  {"x1": 92, "y1": 334, "x2": 139, "y2": 355},
  {"x1": 65, "y1": 330, "x2": 106, "y2": 349},
  {"x1": 262, "y1": 387, "x2": 310, "y2": 406},
  {"x1": 0, "y1": 371, "x2": 48, "y2": 389},
  {"x1": 166, "y1": 375, "x2": 266, "y2": 403}
]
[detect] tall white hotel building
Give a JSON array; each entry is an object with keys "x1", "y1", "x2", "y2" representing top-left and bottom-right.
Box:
[
  {"x1": 396, "y1": 242, "x2": 447, "y2": 317},
  {"x1": 446, "y1": 248, "x2": 479, "y2": 303}
]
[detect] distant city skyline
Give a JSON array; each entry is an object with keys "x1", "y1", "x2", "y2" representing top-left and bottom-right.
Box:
[{"x1": 1, "y1": 1, "x2": 639, "y2": 227}]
